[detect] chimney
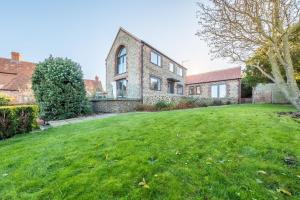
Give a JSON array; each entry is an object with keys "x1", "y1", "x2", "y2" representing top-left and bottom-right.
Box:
[
  {"x1": 95, "y1": 75, "x2": 99, "y2": 82},
  {"x1": 11, "y1": 52, "x2": 21, "y2": 61}
]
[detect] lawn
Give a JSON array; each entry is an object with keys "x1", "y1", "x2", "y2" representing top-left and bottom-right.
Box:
[{"x1": 0, "y1": 104, "x2": 300, "y2": 199}]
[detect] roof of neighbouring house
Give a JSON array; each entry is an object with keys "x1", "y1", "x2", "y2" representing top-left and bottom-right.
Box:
[
  {"x1": 186, "y1": 67, "x2": 241, "y2": 85},
  {"x1": 84, "y1": 76, "x2": 103, "y2": 95},
  {"x1": 0, "y1": 56, "x2": 36, "y2": 91},
  {"x1": 1, "y1": 53, "x2": 103, "y2": 95}
]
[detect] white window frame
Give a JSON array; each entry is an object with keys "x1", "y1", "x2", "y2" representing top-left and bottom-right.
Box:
[
  {"x1": 176, "y1": 67, "x2": 183, "y2": 76},
  {"x1": 150, "y1": 76, "x2": 162, "y2": 91},
  {"x1": 169, "y1": 63, "x2": 175, "y2": 72},
  {"x1": 150, "y1": 51, "x2": 161, "y2": 67},
  {"x1": 211, "y1": 84, "x2": 227, "y2": 98}
]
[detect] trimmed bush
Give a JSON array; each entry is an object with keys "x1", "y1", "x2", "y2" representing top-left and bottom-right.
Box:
[
  {"x1": 155, "y1": 101, "x2": 175, "y2": 110},
  {"x1": 0, "y1": 93, "x2": 11, "y2": 106},
  {"x1": 0, "y1": 105, "x2": 39, "y2": 140},
  {"x1": 32, "y1": 56, "x2": 91, "y2": 121}
]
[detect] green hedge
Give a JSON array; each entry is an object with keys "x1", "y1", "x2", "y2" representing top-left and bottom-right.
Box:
[{"x1": 0, "y1": 105, "x2": 39, "y2": 140}]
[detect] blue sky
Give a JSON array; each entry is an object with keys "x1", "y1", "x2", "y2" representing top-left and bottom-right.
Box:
[{"x1": 0, "y1": 0, "x2": 233, "y2": 85}]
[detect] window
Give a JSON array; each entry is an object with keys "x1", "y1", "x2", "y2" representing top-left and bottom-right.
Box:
[
  {"x1": 211, "y1": 84, "x2": 227, "y2": 98},
  {"x1": 169, "y1": 63, "x2": 174, "y2": 72},
  {"x1": 116, "y1": 79, "x2": 127, "y2": 98},
  {"x1": 177, "y1": 84, "x2": 183, "y2": 95},
  {"x1": 196, "y1": 86, "x2": 201, "y2": 95},
  {"x1": 189, "y1": 86, "x2": 195, "y2": 95},
  {"x1": 116, "y1": 47, "x2": 127, "y2": 74},
  {"x1": 168, "y1": 81, "x2": 175, "y2": 94},
  {"x1": 150, "y1": 76, "x2": 161, "y2": 91},
  {"x1": 176, "y1": 67, "x2": 183, "y2": 76},
  {"x1": 150, "y1": 52, "x2": 161, "y2": 66}
]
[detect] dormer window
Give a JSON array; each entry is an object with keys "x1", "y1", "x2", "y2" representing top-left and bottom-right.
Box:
[{"x1": 116, "y1": 47, "x2": 127, "y2": 74}]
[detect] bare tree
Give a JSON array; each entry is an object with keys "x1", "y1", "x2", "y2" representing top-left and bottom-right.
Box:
[{"x1": 197, "y1": 0, "x2": 300, "y2": 110}]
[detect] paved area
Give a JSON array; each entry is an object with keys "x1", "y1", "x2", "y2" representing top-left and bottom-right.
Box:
[{"x1": 47, "y1": 113, "x2": 118, "y2": 128}]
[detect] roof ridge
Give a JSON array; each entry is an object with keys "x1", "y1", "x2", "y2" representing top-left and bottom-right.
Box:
[{"x1": 187, "y1": 66, "x2": 241, "y2": 77}]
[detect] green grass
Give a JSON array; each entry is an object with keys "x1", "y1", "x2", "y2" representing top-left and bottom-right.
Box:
[{"x1": 0, "y1": 104, "x2": 300, "y2": 200}]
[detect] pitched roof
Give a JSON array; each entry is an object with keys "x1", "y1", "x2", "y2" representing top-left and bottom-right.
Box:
[
  {"x1": 106, "y1": 27, "x2": 187, "y2": 70},
  {"x1": 0, "y1": 57, "x2": 36, "y2": 91},
  {"x1": 186, "y1": 67, "x2": 241, "y2": 85},
  {"x1": 84, "y1": 76, "x2": 103, "y2": 96}
]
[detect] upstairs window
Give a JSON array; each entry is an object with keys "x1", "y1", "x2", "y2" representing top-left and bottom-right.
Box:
[
  {"x1": 150, "y1": 76, "x2": 162, "y2": 91},
  {"x1": 176, "y1": 67, "x2": 183, "y2": 76},
  {"x1": 117, "y1": 47, "x2": 127, "y2": 74},
  {"x1": 151, "y1": 51, "x2": 161, "y2": 66},
  {"x1": 169, "y1": 63, "x2": 174, "y2": 72}
]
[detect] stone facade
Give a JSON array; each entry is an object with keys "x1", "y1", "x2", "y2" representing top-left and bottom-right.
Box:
[
  {"x1": 106, "y1": 28, "x2": 186, "y2": 105},
  {"x1": 186, "y1": 79, "x2": 241, "y2": 103},
  {"x1": 253, "y1": 83, "x2": 288, "y2": 104},
  {"x1": 91, "y1": 99, "x2": 141, "y2": 113}
]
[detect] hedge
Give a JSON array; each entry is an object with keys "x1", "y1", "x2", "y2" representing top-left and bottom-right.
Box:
[{"x1": 0, "y1": 105, "x2": 39, "y2": 140}]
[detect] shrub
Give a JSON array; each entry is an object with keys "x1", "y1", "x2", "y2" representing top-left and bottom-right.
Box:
[
  {"x1": 155, "y1": 101, "x2": 174, "y2": 110},
  {"x1": 32, "y1": 56, "x2": 91, "y2": 121},
  {"x1": 136, "y1": 104, "x2": 156, "y2": 112},
  {"x1": 0, "y1": 93, "x2": 11, "y2": 106},
  {"x1": 212, "y1": 99, "x2": 223, "y2": 106},
  {"x1": 176, "y1": 97, "x2": 198, "y2": 109},
  {"x1": 0, "y1": 105, "x2": 39, "y2": 140}
]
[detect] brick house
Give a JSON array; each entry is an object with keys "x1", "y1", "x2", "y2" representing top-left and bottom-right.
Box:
[
  {"x1": 186, "y1": 67, "x2": 242, "y2": 103},
  {"x1": 0, "y1": 52, "x2": 103, "y2": 104},
  {"x1": 106, "y1": 28, "x2": 187, "y2": 104}
]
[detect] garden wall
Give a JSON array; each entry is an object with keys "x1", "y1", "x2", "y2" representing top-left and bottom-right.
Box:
[
  {"x1": 253, "y1": 83, "x2": 289, "y2": 104},
  {"x1": 91, "y1": 99, "x2": 141, "y2": 113}
]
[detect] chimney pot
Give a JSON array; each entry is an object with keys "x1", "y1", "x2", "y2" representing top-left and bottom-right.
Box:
[
  {"x1": 11, "y1": 52, "x2": 21, "y2": 61},
  {"x1": 95, "y1": 75, "x2": 99, "y2": 82}
]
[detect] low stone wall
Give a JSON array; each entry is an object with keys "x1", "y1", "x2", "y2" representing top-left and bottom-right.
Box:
[
  {"x1": 253, "y1": 83, "x2": 288, "y2": 104},
  {"x1": 91, "y1": 99, "x2": 141, "y2": 113},
  {"x1": 142, "y1": 95, "x2": 184, "y2": 105}
]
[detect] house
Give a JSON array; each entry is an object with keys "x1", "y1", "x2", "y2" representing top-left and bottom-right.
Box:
[
  {"x1": 84, "y1": 76, "x2": 104, "y2": 98},
  {"x1": 0, "y1": 52, "x2": 103, "y2": 104},
  {"x1": 186, "y1": 67, "x2": 242, "y2": 103},
  {"x1": 0, "y1": 52, "x2": 36, "y2": 104},
  {"x1": 106, "y1": 27, "x2": 187, "y2": 104}
]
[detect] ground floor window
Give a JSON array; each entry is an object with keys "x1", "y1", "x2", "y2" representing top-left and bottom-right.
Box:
[
  {"x1": 196, "y1": 86, "x2": 201, "y2": 95},
  {"x1": 189, "y1": 86, "x2": 195, "y2": 95},
  {"x1": 168, "y1": 81, "x2": 175, "y2": 94},
  {"x1": 116, "y1": 79, "x2": 127, "y2": 98},
  {"x1": 150, "y1": 76, "x2": 162, "y2": 91},
  {"x1": 177, "y1": 84, "x2": 183, "y2": 95},
  {"x1": 211, "y1": 84, "x2": 226, "y2": 98}
]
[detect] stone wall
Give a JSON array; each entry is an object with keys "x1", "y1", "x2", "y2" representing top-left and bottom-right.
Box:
[
  {"x1": 142, "y1": 44, "x2": 187, "y2": 104},
  {"x1": 106, "y1": 29, "x2": 142, "y2": 99},
  {"x1": 186, "y1": 79, "x2": 241, "y2": 103},
  {"x1": 91, "y1": 99, "x2": 141, "y2": 113},
  {"x1": 253, "y1": 83, "x2": 288, "y2": 104}
]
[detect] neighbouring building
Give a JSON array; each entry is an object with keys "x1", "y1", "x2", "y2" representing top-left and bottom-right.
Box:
[
  {"x1": 186, "y1": 67, "x2": 242, "y2": 103},
  {"x1": 0, "y1": 52, "x2": 103, "y2": 104},
  {"x1": 105, "y1": 27, "x2": 187, "y2": 104}
]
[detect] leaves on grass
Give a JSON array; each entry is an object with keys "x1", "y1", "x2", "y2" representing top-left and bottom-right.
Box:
[
  {"x1": 276, "y1": 188, "x2": 292, "y2": 196},
  {"x1": 257, "y1": 170, "x2": 267, "y2": 175},
  {"x1": 138, "y1": 178, "x2": 150, "y2": 189},
  {"x1": 105, "y1": 153, "x2": 109, "y2": 160},
  {"x1": 283, "y1": 155, "x2": 297, "y2": 166},
  {"x1": 176, "y1": 150, "x2": 181, "y2": 155},
  {"x1": 255, "y1": 178, "x2": 263, "y2": 184},
  {"x1": 297, "y1": 175, "x2": 300, "y2": 179}
]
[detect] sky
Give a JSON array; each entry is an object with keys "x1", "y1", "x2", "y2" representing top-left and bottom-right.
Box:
[{"x1": 0, "y1": 0, "x2": 234, "y2": 87}]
